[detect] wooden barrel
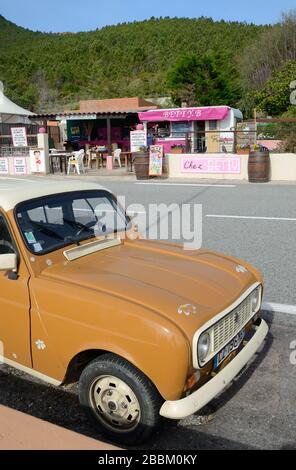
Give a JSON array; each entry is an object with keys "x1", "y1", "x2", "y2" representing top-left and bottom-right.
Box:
[
  {"x1": 248, "y1": 151, "x2": 271, "y2": 183},
  {"x1": 134, "y1": 152, "x2": 150, "y2": 180},
  {"x1": 160, "y1": 155, "x2": 169, "y2": 179}
]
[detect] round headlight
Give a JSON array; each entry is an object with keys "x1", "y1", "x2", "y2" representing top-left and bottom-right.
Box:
[
  {"x1": 251, "y1": 288, "x2": 260, "y2": 313},
  {"x1": 198, "y1": 332, "x2": 211, "y2": 363}
]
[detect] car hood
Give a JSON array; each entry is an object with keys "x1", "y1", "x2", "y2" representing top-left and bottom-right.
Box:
[{"x1": 41, "y1": 239, "x2": 260, "y2": 341}]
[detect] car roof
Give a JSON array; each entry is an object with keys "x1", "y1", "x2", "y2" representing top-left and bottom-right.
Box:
[{"x1": 0, "y1": 178, "x2": 109, "y2": 212}]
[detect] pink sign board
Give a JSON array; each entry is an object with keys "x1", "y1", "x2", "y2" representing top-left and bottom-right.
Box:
[
  {"x1": 149, "y1": 145, "x2": 163, "y2": 176},
  {"x1": 139, "y1": 106, "x2": 229, "y2": 122},
  {"x1": 181, "y1": 156, "x2": 241, "y2": 174}
]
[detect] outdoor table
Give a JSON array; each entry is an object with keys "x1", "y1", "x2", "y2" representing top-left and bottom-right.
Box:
[
  {"x1": 87, "y1": 150, "x2": 133, "y2": 171},
  {"x1": 88, "y1": 151, "x2": 109, "y2": 169},
  {"x1": 49, "y1": 152, "x2": 74, "y2": 174},
  {"x1": 121, "y1": 152, "x2": 133, "y2": 172}
]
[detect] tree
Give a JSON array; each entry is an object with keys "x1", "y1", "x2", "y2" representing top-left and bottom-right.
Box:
[
  {"x1": 240, "y1": 10, "x2": 296, "y2": 93},
  {"x1": 0, "y1": 15, "x2": 263, "y2": 111},
  {"x1": 167, "y1": 51, "x2": 241, "y2": 107},
  {"x1": 253, "y1": 60, "x2": 296, "y2": 115}
]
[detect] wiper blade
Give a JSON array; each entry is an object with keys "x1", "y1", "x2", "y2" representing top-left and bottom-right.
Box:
[
  {"x1": 63, "y1": 218, "x2": 90, "y2": 231},
  {"x1": 30, "y1": 221, "x2": 64, "y2": 240}
]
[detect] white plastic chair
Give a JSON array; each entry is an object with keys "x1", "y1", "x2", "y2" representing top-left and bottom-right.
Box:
[
  {"x1": 113, "y1": 148, "x2": 122, "y2": 168},
  {"x1": 67, "y1": 149, "x2": 85, "y2": 175}
]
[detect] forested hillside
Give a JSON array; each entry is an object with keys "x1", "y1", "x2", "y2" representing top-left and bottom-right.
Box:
[{"x1": 0, "y1": 15, "x2": 266, "y2": 112}]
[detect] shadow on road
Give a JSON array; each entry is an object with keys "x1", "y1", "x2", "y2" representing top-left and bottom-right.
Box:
[{"x1": 0, "y1": 322, "x2": 272, "y2": 450}]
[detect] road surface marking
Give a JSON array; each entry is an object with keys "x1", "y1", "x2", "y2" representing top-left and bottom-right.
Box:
[
  {"x1": 136, "y1": 182, "x2": 236, "y2": 188},
  {"x1": 262, "y1": 302, "x2": 296, "y2": 315},
  {"x1": 206, "y1": 214, "x2": 296, "y2": 221}
]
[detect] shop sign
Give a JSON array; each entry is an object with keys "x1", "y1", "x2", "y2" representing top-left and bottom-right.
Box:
[
  {"x1": 11, "y1": 127, "x2": 28, "y2": 147},
  {"x1": 139, "y1": 107, "x2": 229, "y2": 122},
  {"x1": 130, "y1": 130, "x2": 147, "y2": 152},
  {"x1": 57, "y1": 114, "x2": 97, "y2": 120},
  {"x1": 0, "y1": 157, "x2": 9, "y2": 174},
  {"x1": 29, "y1": 148, "x2": 46, "y2": 173},
  {"x1": 149, "y1": 145, "x2": 163, "y2": 176},
  {"x1": 181, "y1": 156, "x2": 241, "y2": 174},
  {"x1": 13, "y1": 157, "x2": 27, "y2": 175}
]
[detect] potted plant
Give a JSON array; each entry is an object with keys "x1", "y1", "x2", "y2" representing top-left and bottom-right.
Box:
[
  {"x1": 236, "y1": 144, "x2": 250, "y2": 155},
  {"x1": 170, "y1": 144, "x2": 185, "y2": 154},
  {"x1": 134, "y1": 146, "x2": 150, "y2": 180}
]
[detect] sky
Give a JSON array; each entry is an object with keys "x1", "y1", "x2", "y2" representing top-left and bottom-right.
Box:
[{"x1": 1, "y1": 0, "x2": 296, "y2": 33}]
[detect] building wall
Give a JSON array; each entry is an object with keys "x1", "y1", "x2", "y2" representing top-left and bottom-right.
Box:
[{"x1": 168, "y1": 153, "x2": 296, "y2": 181}]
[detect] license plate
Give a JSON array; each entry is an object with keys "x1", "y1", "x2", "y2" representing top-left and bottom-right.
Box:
[{"x1": 214, "y1": 329, "x2": 245, "y2": 369}]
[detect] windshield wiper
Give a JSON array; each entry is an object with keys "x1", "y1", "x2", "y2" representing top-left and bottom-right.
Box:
[
  {"x1": 63, "y1": 217, "x2": 99, "y2": 233},
  {"x1": 29, "y1": 221, "x2": 65, "y2": 241},
  {"x1": 63, "y1": 218, "x2": 91, "y2": 231}
]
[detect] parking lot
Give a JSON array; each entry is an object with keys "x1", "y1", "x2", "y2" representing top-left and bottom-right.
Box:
[{"x1": 0, "y1": 178, "x2": 296, "y2": 449}]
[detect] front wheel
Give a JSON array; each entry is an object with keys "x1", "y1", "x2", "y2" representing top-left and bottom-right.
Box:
[{"x1": 78, "y1": 353, "x2": 162, "y2": 445}]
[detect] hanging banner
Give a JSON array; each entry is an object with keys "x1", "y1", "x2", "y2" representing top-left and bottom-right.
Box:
[
  {"x1": 149, "y1": 145, "x2": 163, "y2": 176},
  {"x1": 130, "y1": 130, "x2": 147, "y2": 152},
  {"x1": 29, "y1": 148, "x2": 46, "y2": 173},
  {"x1": 11, "y1": 127, "x2": 28, "y2": 147},
  {"x1": 139, "y1": 106, "x2": 230, "y2": 122},
  {"x1": 13, "y1": 157, "x2": 27, "y2": 175},
  {"x1": 0, "y1": 157, "x2": 9, "y2": 175}
]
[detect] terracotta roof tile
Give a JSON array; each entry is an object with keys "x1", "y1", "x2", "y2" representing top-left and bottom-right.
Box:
[{"x1": 79, "y1": 97, "x2": 158, "y2": 113}]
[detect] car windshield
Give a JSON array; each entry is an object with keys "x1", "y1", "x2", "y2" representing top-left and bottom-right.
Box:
[{"x1": 15, "y1": 190, "x2": 130, "y2": 255}]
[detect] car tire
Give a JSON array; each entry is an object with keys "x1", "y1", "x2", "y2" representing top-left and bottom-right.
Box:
[{"x1": 78, "y1": 353, "x2": 163, "y2": 445}]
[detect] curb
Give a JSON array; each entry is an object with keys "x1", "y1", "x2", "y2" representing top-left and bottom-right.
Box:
[{"x1": 0, "y1": 405, "x2": 119, "y2": 450}]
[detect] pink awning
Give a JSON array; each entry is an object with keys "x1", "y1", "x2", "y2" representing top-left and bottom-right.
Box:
[{"x1": 138, "y1": 106, "x2": 230, "y2": 122}]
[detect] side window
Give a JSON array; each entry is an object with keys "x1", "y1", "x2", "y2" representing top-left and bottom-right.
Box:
[
  {"x1": 209, "y1": 120, "x2": 218, "y2": 131},
  {"x1": 27, "y1": 205, "x2": 64, "y2": 225},
  {"x1": 0, "y1": 215, "x2": 15, "y2": 255},
  {"x1": 72, "y1": 199, "x2": 96, "y2": 225}
]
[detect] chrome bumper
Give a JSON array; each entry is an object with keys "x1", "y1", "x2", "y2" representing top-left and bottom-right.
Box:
[{"x1": 160, "y1": 319, "x2": 268, "y2": 420}]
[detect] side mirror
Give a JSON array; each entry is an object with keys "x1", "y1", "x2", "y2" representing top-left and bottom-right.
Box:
[{"x1": 0, "y1": 253, "x2": 17, "y2": 272}]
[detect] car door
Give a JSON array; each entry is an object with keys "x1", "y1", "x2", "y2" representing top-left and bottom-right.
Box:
[{"x1": 0, "y1": 211, "x2": 32, "y2": 368}]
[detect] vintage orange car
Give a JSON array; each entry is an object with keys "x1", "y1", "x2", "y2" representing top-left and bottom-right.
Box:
[{"x1": 0, "y1": 179, "x2": 268, "y2": 444}]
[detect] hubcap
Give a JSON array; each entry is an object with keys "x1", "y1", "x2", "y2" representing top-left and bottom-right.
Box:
[{"x1": 89, "y1": 375, "x2": 141, "y2": 432}]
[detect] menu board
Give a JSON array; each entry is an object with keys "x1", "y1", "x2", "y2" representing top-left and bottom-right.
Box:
[
  {"x1": 13, "y1": 157, "x2": 27, "y2": 175},
  {"x1": 0, "y1": 157, "x2": 9, "y2": 174},
  {"x1": 11, "y1": 127, "x2": 28, "y2": 147},
  {"x1": 149, "y1": 145, "x2": 163, "y2": 176},
  {"x1": 130, "y1": 130, "x2": 147, "y2": 152}
]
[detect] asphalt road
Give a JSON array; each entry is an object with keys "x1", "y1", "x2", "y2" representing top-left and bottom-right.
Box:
[
  {"x1": 100, "y1": 180, "x2": 296, "y2": 305},
  {"x1": 1, "y1": 177, "x2": 296, "y2": 449},
  {"x1": 0, "y1": 313, "x2": 295, "y2": 449}
]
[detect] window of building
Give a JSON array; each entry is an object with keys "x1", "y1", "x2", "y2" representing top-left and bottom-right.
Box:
[
  {"x1": 171, "y1": 121, "x2": 191, "y2": 137},
  {"x1": 209, "y1": 120, "x2": 218, "y2": 131}
]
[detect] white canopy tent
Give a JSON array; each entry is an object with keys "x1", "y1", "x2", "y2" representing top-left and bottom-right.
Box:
[{"x1": 0, "y1": 82, "x2": 34, "y2": 124}]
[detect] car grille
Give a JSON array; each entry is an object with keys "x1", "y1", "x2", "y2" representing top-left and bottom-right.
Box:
[{"x1": 212, "y1": 292, "x2": 254, "y2": 353}]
